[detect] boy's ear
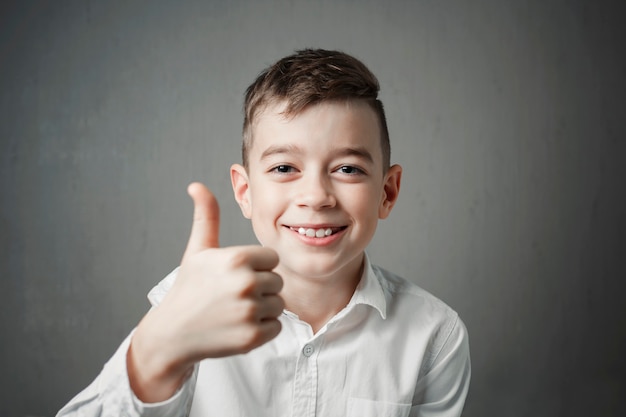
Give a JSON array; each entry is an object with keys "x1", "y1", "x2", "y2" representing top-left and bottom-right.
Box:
[
  {"x1": 379, "y1": 164, "x2": 402, "y2": 219},
  {"x1": 230, "y1": 164, "x2": 252, "y2": 219}
]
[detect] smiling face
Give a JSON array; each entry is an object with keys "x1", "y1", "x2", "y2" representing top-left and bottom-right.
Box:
[{"x1": 231, "y1": 100, "x2": 401, "y2": 283}]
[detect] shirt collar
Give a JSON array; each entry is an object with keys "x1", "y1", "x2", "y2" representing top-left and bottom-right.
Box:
[{"x1": 348, "y1": 253, "x2": 387, "y2": 320}]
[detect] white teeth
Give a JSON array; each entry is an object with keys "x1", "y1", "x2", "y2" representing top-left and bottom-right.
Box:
[{"x1": 296, "y1": 227, "x2": 334, "y2": 238}]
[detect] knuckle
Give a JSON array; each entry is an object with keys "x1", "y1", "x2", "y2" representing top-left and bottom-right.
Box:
[
  {"x1": 226, "y1": 248, "x2": 251, "y2": 268},
  {"x1": 237, "y1": 299, "x2": 259, "y2": 321},
  {"x1": 235, "y1": 272, "x2": 257, "y2": 297}
]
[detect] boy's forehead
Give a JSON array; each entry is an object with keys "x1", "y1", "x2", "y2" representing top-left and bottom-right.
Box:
[{"x1": 247, "y1": 100, "x2": 384, "y2": 168}]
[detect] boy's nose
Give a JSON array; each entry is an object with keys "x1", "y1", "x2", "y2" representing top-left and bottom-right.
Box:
[{"x1": 296, "y1": 174, "x2": 336, "y2": 210}]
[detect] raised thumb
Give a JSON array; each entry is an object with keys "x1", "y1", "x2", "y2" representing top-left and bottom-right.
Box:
[{"x1": 182, "y1": 182, "x2": 220, "y2": 262}]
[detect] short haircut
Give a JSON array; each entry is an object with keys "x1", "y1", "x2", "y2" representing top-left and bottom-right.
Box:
[{"x1": 242, "y1": 48, "x2": 390, "y2": 172}]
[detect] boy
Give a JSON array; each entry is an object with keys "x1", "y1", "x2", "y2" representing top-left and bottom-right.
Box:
[{"x1": 58, "y1": 49, "x2": 470, "y2": 416}]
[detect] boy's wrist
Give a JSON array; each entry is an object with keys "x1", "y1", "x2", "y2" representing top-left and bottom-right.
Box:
[{"x1": 127, "y1": 317, "x2": 193, "y2": 403}]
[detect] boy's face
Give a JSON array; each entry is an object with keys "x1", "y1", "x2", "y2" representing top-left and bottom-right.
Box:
[{"x1": 231, "y1": 100, "x2": 401, "y2": 281}]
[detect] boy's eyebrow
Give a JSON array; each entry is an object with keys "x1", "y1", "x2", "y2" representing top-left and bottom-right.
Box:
[
  {"x1": 260, "y1": 144, "x2": 303, "y2": 160},
  {"x1": 260, "y1": 144, "x2": 374, "y2": 163},
  {"x1": 333, "y1": 146, "x2": 374, "y2": 163}
]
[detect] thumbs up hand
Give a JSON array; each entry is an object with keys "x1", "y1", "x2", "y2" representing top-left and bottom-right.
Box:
[{"x1": 127, "y1": 183, "x2": 284, "y2": 403}]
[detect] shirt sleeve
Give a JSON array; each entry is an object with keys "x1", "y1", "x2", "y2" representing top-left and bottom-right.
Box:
[
  {"x1": 410, "y1": 315, "x2": 471, "y2": 417},
  {"x1": 57, "y1": 269, "x2": 195, "y2": 417},
  {"x1": 56, "y1": 331, "x2": 197, "y2": 417}
]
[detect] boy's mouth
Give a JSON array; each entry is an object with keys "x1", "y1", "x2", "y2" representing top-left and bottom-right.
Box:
[{"x1": 287, "y1": 226, "x2": 347, "y2": 238}]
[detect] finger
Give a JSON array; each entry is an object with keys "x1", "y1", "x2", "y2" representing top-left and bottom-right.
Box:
[
  {"x1": 254, "y1": 271, "x2": 284, "y2": 296},
  {"x1": 257, "y1": 319, "x2": 282, "y2": 342},
  {"x1": 256, "y1": 295, "x2": 285, "y2": 320},
  {"x1": 183, "y1": 182, "x2": 220, "y2": 262},
  {"x1": 241, "y1": 246, "x2": 280, "y2": 271}
]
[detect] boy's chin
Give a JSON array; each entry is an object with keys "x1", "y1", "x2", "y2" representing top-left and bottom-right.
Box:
[{"x1": 276, "y1": 252, "x2": 364, "y2": 281}]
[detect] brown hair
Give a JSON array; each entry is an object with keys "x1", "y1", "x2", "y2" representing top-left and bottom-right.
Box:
[{"x1": 242, "y1": 49, "x2": 390, "y2": 172}]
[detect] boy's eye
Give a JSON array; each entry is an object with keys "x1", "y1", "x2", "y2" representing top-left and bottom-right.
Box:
[
  {"x1": 270, "y1": 165, "x2": 295, "y2": 174},
  {"x1": 336, "y1": 165, "x2": 363, "y2": 175}
]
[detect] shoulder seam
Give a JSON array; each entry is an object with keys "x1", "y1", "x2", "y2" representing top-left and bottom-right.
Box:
[{"x1": 426, "y1": 311, "x2": 459, "y2": 373}]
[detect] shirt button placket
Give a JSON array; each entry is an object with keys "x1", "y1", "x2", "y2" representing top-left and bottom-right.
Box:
[{"x1": 292, "y1": 342, "x2": 319, "y2": 417}]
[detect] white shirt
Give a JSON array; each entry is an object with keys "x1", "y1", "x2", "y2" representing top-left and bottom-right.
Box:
[{"x1": 57, "y1": 255, "x2": 470, "y2": 417}]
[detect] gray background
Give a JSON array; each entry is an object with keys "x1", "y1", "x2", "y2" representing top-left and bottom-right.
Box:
[{"x1": 1, "y1": 0, "x2": 624, "y2": 416}]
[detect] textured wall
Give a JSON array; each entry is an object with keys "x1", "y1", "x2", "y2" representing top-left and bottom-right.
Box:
[{"x1": 1, "y1": 1, "x2": 624, "y2": 416}]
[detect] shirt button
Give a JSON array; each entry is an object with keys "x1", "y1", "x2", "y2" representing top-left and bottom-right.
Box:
[{"x1": 302, "y1": 344, "x2": 315, "y2": 357}]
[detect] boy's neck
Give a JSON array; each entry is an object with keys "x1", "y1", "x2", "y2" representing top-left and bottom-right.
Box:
[{"x1": 278, "y1": 254, "x2": 365, "y2": 334}]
